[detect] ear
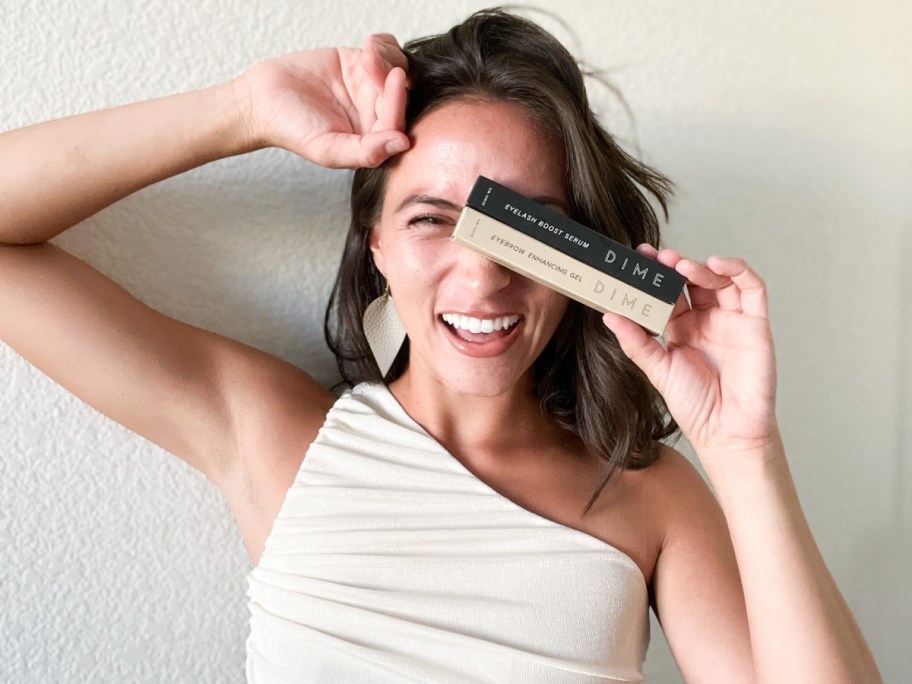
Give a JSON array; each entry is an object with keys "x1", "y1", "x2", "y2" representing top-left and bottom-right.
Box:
[{"x1": 368, "y1": 225, "x2": 387, "y2": 278}]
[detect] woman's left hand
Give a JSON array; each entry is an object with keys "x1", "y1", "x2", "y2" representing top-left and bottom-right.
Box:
[{"x1": 602, "y1": 245, "x2": 779, "y2": 460}]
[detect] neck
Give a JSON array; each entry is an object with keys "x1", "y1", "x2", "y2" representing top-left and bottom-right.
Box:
[{"x1": 388, "y1": 367, "x2": 555, "y2": 462}]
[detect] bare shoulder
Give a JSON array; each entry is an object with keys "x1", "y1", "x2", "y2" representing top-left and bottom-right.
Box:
[
  {"x1": 586, "y1": 443, "x2": 712, "y2": 586},
  {"x1": 608, "y1": 443, "x2": 716, "y2": 542},
  {"x1": 632, "y1": 442, "x2": 734, "y2": 567},
  {"x1": 639, "y1": 443, "x2": 718, "y2": 518}
]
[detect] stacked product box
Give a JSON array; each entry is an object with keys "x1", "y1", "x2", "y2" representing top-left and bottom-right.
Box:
[{"x1": 451, "y1": 176, "x2": 686, "y2": 335}]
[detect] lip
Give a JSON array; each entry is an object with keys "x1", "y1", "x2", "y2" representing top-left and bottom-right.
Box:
[
  {"x1": 439, "y1": 310, "x2": 521, "y2": 319},
  {"x1": 438, "y1": 313, "x2": 524, "y2": 357}
]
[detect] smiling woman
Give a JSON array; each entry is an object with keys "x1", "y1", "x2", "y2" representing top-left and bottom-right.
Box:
[
  {"x1": 328, "y1": 17, "x2": 681, "y2": 520},
  {"x1": 0, "y1": 6, "x2": 882, "y2": 684}
]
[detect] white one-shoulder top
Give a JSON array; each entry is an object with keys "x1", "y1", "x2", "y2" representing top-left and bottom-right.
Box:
[{"x1": 245, "y1": 382, "x2": 649, "y2": 683}]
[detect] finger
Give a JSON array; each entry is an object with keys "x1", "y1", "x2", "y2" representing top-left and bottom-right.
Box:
[
  {"x1": 602, "y1": 311, "x2": 669, "y2": 393},
  {"x1": 361, "y1": 34, "x2": 407, "y2": 92},
  {"x1": 636, "y1": 244, "x2": 687, "y2": 271},
  {"x1": 667, "y1": 286, "x2": 692, "y2": 321},
  {"x1": 675, "y1": 257, "x2": 740, "y2": 311},
  {"x1": 634, "y1": 244, "x2": 691, "y2": 318},
  {"x1": 706, "y1": 256, "x2": 769, "y2": 318},
  {"x1": 675, "y1": 257, "x2": 731, "y2": 290},
  {"x1": 635, "y1": 243, "x2": 659, "y2": 259},
  {"x1": 311, "y1": 130, "x2": 409, "y2": 169},
  {"x1": 375, "y1": 66, "x2": 407, "y2": 132},
  {"x1": 357, "y1": 130, "x2": 409, "y2": 167},
  {"x1": 369, "y1": 33, "x2": 409, "y2": 72},
  {"x1": 360, "y1": 37, "x2": 388, "y2": 94}
]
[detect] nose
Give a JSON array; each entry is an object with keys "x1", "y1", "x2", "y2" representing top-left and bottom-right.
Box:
[{"x1": 454, "y1": 243, "x2": 513, "y2": 296}]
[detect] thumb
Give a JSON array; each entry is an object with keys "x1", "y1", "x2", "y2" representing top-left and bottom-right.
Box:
[
  {"x1": 308, "y1": 130, "x2": 409, "y2": 169},
  {"x1": 602, "y1": 311, "x2": 669, "y2": 391},
  {"x1": 357, "y1": 130, "x2": 409, "y2": 168}
]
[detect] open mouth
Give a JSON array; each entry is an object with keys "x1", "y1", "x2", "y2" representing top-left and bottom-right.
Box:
[
  {"x1": 441, "y1": 313, "x2": 520, "y2": 336},
  {"x1": 439, "y1": 313, "x2": 523, "y2": 354}
]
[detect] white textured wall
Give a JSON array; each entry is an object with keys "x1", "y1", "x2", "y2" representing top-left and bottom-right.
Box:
[{"x1": 1, "y1": 0, "x2": 909, "y2": 681}]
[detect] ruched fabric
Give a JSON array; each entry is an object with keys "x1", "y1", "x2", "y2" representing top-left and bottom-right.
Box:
[{"x1": 246, "y1": 383, "x2": 649, "y2": 683}]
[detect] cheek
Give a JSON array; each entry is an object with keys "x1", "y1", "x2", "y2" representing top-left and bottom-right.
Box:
[
  {"x1": 386, "y1": 237, "x2": 452, "y2": 295},
  {"x1": 539, "y1": 290, "x2": 570, "y2": 330}
]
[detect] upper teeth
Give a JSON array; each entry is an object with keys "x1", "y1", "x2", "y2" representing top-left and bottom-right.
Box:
[{"x1": 441, "y1": 313, "x2": 520, "y2": 334}]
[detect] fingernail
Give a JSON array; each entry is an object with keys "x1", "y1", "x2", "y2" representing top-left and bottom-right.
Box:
[{"x1": 385, "y1": 139, "x2": 407, "y2": 155}]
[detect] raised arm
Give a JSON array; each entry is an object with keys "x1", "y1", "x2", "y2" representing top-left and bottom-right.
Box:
[
  {"x1": 0, "y1": 35, "x2": 410, "y2": 562},
  {"x1": 602, "y1": 246, "x2": 881, "y2": 682},
  {"x1": 0, "y1": 34, "x2": 409, "y2": 244}
]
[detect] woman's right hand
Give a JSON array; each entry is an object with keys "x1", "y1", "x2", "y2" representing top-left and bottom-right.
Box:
[{"x1": 236, "y1": 33, "x2": 410, "y2": 169}]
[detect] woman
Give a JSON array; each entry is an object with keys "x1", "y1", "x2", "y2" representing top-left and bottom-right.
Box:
[{"x1": 0, "y1": 8, "x2": 879, "y2": 683}]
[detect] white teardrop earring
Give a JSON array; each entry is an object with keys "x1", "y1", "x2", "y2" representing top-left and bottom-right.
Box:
[{"x1": 362, "y1": 283, "x2": 407, "y2": 378}]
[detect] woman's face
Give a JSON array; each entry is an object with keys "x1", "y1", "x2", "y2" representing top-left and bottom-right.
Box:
[{"x1": 370, "y1": 98, "x2": 570, "y2": 397}]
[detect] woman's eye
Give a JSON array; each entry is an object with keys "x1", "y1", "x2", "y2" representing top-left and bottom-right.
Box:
[{"x1": 408, "y1": 214, "x2": 454, "y2": 230}]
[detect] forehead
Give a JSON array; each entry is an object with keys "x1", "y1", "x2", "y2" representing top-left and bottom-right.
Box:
[{"x1": 383, "y1": 99, "x2": 567, "y2": 210}]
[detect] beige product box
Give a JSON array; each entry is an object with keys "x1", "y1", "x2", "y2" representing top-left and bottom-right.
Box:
[{"x1": 452, "y1": 206, "x2": 675, "y2": 335}]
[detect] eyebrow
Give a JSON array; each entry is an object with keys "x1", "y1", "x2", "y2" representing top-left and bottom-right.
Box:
[
  {"x1": 394, "y1": 192, "x2": 571, "y2": 214},
  {"x1": 394, "y1": 194, "x2": 462, "y2": 213}
]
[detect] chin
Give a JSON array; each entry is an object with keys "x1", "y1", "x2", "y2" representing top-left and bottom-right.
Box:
[{"x1": 440, "y1": 361, "x2": 533, "y2": 399}]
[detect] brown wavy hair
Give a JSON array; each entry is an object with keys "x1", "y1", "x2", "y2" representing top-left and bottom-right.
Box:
[{"x1": 325, "y1": 7, "x2": 679, "y2": 513}]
